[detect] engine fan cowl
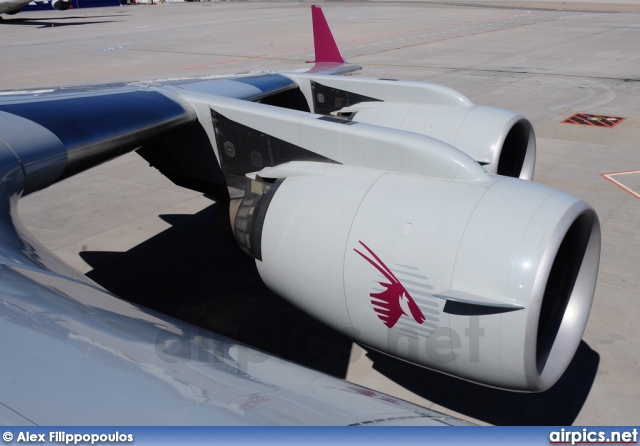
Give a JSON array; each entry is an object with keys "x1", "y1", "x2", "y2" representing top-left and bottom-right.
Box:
[
  {"x1": 341, "y1": 103, "x2": 536, "y2": 180},
  {"x1": 253, "y1": 167, "x2": 600, "y2": 392}
]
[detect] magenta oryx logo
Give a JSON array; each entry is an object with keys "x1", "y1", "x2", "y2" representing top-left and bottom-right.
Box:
[{"x1": 354, "y1": 241, "x2": 426, "y2": 329}]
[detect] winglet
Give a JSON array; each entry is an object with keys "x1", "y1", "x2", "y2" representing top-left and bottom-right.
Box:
[{"x1": 311, "y1": 5, "x2": 346, "y2": 64}]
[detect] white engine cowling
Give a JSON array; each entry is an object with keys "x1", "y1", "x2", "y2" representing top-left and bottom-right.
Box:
[
  {"x1": 252, "y1": 166, "x2": 600, "y2": 392},
  {"x1": 284, "y1": 73, "x2": 536, "y2": 180},
  {"x1": 337, "y1": 102, "x2": 536, "y2": 180}
]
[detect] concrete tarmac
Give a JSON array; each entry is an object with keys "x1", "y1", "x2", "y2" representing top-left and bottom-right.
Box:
[{"x1": 2, "y1": 0, "x2": 639, "y2": 425}]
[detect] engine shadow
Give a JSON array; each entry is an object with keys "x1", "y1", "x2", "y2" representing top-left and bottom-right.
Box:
[
  {"x1": 79, "y1": 202, "x2": 355, "y2": 378},
  {"x1": 365, "y1": 340, "x2": 599, "y2": 425}
]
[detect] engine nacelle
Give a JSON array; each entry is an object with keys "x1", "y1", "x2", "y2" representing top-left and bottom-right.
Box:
[
  {"x1": 284, "y1": 73, "x2": 536, "y2": 180},
  {"x1": 337, "y1": 102, "x2": 536, "y2": 180},
  {"x1": 52, "y1": 0, "x2": 72, "y2": 10},
  {"x1": 248, "y1": 166, "x2": 600, "y2": 392}
]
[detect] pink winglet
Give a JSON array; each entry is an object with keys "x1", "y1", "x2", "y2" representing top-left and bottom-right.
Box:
[{"x1": 311, "y1": 5, "x2": 346, "y2": 64}]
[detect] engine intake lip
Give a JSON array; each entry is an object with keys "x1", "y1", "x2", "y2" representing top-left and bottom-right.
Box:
[
  {"x1": 525, "y1": 201, "x2": 600, "y2": 391},
  {"x1": 495, "y1": 117, "x2": 536, "y2": 181}
]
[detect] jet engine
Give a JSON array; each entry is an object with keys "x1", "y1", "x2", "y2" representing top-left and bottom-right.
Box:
[
  {"x1": 285, "y1": 74, "x2": 536, "y2": 180},
  {"x1": 335, "y1": 103, "x2": 536, "y2": 180},
  {"x1": 245, "y1": 168, "x2": 599, "y2": 392},
  {"x1": 52, "y1": 0, "x2": 72, "y2": 10}
]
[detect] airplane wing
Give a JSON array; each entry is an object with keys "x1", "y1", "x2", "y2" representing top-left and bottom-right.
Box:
[{"x1": 0, "y1": 5, "x2": 600, "y2": 425}]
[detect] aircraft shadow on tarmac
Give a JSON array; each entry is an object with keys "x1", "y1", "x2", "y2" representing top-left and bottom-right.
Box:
[
  {"x1": 366, "y1": 341, "x2": 599, "y2": 425},
  {"x1": 79, "y1": 202, "x2": 599, "y2": 426},
  {"x1": 79, "y1": 202, "x2": 355, "y2": 379}
]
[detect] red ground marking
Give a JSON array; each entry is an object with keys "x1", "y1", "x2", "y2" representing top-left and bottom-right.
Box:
[
  {"x1": 562, "y1": 113, "x2": 625, "y2": 128},
  {"x1": 600, "y1": 170, "x2": 640, "y2": 199}
]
